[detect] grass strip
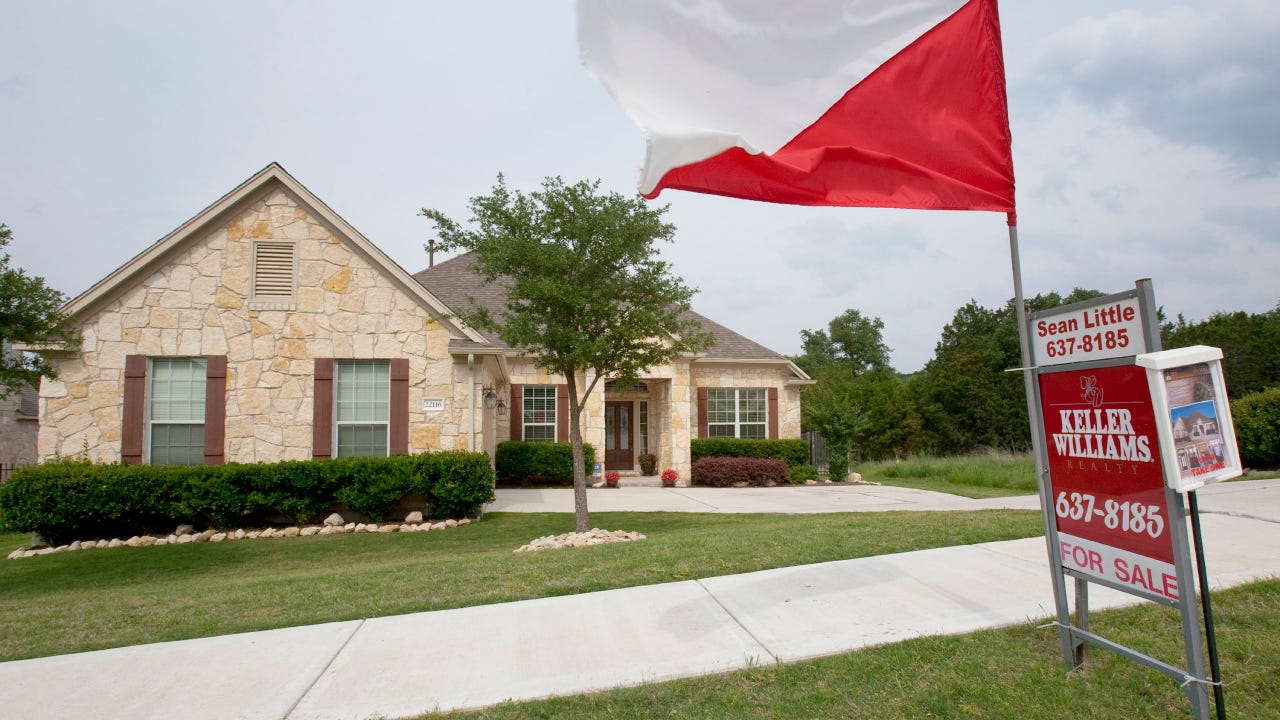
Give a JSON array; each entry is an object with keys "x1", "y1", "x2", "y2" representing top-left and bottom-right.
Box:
[
  {"x1": 425, "y1": 579, "x2": 1280, "y2": 720},
  {"x1": 0, "y1": 510, "x2": 1040, "y2": 662},
  {"x1": 856, "y1": 453, "x2": 1037, "y2": 498}
]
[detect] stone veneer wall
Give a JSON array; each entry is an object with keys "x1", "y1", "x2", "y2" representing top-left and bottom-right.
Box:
[{"x1": 39, "y1": 187, "x2": 466, "y2": 463}]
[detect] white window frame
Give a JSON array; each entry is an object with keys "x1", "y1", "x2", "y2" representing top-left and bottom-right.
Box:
[
  {"x1": 146, "y1": 357, "x2": 207, "y2": 466},
  {"x1": 522, "y1": 385, "x2": 557, "y2": 442},
  {"x1": 707, "y1": 387, "x2": 767, "y2": 439},
  {"x1": 334, "y1": 360, "x2": 391, "y2": 457}
]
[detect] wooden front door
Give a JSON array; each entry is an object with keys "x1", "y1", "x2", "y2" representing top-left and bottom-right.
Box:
[{"x1": 604, "y1": 401, "x2": 633, "y2": 471}]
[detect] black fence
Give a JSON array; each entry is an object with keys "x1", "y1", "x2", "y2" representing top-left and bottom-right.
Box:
[
  {"x1": 0, "y1": 462, "x2": 25, "y2": 484},
  {"x1": 803, "y1": 431, "x2": 829, "y2": 476}
]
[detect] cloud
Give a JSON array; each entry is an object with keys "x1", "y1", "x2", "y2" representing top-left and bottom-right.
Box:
[{"x1": 1025, "y1": 0, "x2": 1280, "y2": 175}]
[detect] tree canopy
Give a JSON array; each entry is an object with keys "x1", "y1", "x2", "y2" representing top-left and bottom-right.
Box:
[
  {"x1": 795, "y1": 308, "x2": 890, "y2": 376},
  {"x1": 421, "y1": 176, "x2": 712, "y2": 531},
  {"x1": 1162, "y1": 305, "x2": 1280, "y2": 398},
  {"x1": 0, "y1": 224, "x2": 79, "y2": 398},
  {"x1": 802, "y1": 290, "x2": 1109, "y2": 464}
]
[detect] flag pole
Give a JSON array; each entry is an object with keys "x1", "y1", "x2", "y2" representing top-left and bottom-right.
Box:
[{"x1": 1007, "y1": 215, "x2": 1077, "y2": 667}]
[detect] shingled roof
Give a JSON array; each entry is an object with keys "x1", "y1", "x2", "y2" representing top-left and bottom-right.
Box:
[{"x1": 412, "y1": 253, "x2": 803, "y2": 372}]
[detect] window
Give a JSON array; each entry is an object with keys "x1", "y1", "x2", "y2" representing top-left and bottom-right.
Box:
[
  {"x1": 706, "y1": 388, "x2": 766, "y2": 438},
  {"x1": 251, "y1": 240, "x2": 296, "y2": 307},
  {"x1": 148, "y1": 358, "x2": 207, "y2": 465},
  {"x1": 522, "y1": 386, "x2": 557, "y2": 442},
  {"x1": 638, "y1": 400, "x2": 649, "y2": 455},
  {"x1": 335, "y1": 360, "x2": 390, "y2": 457}
]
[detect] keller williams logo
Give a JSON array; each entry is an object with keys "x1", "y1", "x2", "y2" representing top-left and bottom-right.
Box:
[{"x1": 1051, "y1": 377, "x2": 1153, "y2": 463}]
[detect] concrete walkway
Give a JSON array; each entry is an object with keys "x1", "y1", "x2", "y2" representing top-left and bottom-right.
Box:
[{"x1": 1, "y1": 479, "x2": 1276, "y2": 720}]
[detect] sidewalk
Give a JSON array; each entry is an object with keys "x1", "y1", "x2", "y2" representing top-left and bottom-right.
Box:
[{"x1": 1, "y1": 480, "x2": 1276, "y2": 720}]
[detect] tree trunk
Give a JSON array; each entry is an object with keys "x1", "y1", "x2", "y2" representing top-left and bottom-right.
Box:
[{"x1": 565, "y1": 371, "x2": 590, "y2": 532}]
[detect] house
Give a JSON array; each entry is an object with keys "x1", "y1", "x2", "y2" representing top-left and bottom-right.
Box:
[
  {"x1": 30, "y1": 164, "x2": 810, "y2": 482},
  {"x1": 0, "y1": 343, "x2": 39, "y2": 478}
]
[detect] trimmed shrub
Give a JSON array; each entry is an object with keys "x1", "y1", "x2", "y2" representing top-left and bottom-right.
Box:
[
  {"x1": 0, "y1": 461, "x2": 194, "y2": 544},
  {"x1": 1233, "y1": 386, "x2": 1280, "y2": 469},
  {"x1": 0, "y1": 452, "x2": 495, "y2": 544},
  {"x1": 691, "y1": 457, "x2": 789, "y2": 487},
  {"x1": 690, "y1": 438, "x2": 809, "y2": 468},
  {"x1": 331, "y1": 456, "x2": 418, "y2": 521},
  {"x1": 495, "y1": 441, "x2": 596, "y2": 486},
  {"x1": 787, "y1": 464, "x2": 820, "y2": 484},
  {"x1": 419, "y1": 451, "x2": 497, "y2": 519}
]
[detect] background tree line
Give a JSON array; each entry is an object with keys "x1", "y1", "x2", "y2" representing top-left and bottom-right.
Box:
[{"x1": 798, "y1": 294, "x2": 1280, "y2": 473}]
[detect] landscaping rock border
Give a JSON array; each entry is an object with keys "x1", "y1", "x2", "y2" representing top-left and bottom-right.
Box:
[
  {"x1": 5, "y1": 512, "x2": 473, "y2": 560},
  {"x1": 515, "y1": 528, "x2": 645, "y2": 553}
]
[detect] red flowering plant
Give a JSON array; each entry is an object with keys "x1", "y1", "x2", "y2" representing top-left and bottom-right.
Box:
[
  {"x1": 605, "y1": 471, "x2": 620, "y2": 487},
  {"x1": 661, "y1": 468, "x2": 678, "y2": 487}
]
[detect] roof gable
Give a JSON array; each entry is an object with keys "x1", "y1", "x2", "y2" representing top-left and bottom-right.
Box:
[{"x1": 62, "y1": 163, "x2": 485, "y2": 343}]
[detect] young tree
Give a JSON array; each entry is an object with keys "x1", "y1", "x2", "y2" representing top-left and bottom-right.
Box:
[
  {"x1": 797, "y1": 308, "x2": 903, "y2": 473},
  {"x1": 0, "y1": 224, "x2": 80, "y2": 398},
  {"x1": 422, "y1": 176, "x2": 713, "y2": 531}
]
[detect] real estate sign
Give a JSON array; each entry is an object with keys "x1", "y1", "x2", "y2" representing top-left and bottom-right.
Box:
[{"x1": 1038, "y1": 363, "x2": 1179, "y2": 603}]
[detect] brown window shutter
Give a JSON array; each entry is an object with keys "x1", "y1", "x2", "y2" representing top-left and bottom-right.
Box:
[
  {"x1": 313, "y1": 358, "x2": 334, "y2": 459},
  {"x1": 204, "y1": 356, "x2": 227, "y2": 465},
  {"x1": 122, "y1": 355, "x2": 147, "y2": 465},
  {"x1": 509, "y1": 383, "x2": 522, "y2": 441},
  {"x1": 389, "y1": 358, "x2": 409, "y2": 455},
  {"x1": 556, "y1": 384, "x2": 569, "y2": 443},
  {"x1": 696, "y1": 387, "x2": 708, "y2": 439},
  {"x1": 767, "y1": 387, "x2": 779, "y2": 439}
]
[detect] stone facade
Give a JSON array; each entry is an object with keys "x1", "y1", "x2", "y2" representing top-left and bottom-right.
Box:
[{"x1": 38, "y1": 184, "x2": 481, "y2": 463}]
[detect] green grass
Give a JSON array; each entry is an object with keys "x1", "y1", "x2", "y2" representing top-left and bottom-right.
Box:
[
  {"x1": 855, "y1": 452, "x2": 1038, "y2": 498},
  {"x1": 424, "y1": 579, "x2": 1280, "y2": 720},
  {"x1": 0, "y1": 509, "x2": 1042, "y2": 662}
]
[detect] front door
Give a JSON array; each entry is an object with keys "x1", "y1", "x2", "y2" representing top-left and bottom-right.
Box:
[{"x1": 604, "y1": 401, "x2": 633, "y2": 471}]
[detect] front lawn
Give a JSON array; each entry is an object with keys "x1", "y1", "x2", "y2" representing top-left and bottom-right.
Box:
[{"x1": 0, "y1": 509, "x2": 1042, "y2": 661}]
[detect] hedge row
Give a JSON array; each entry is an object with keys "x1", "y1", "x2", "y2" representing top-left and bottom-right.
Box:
[
  {"x1": 495, "y1": 441, "x2": 596, "y2": 486},
  {"x1": 691, "y1": 457, "x2": 790, "y2": 487},
  {"x1": 0, "y1": 452, "x2": 495, "y2": 545},
  {"x1": 691, "y1": 438, "x2": 810, "y2": 468},
  {"x1": 1234, "y1": 385, "x2": 1280, "y2": 469}
]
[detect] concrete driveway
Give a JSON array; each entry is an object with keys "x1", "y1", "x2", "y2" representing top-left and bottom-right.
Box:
[{"x1": 488, "y1": 478, "x2": 1280, "y2": 519}]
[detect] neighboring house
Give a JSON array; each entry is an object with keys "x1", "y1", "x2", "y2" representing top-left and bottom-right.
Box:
[
  {"x1": 30, "y1": 164, "x2": 810, "y2": 482},
  {"x1": 0, "y1": 343, "x2": 39, "y2": 477},
  {"x1": 1173, "y1": 411, "x2": 1219, "y2": 445}
]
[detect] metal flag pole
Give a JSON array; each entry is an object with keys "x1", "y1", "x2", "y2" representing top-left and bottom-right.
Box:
[{"x1": 1006, "y1": 215, "x2": 1077, "y2": 667}]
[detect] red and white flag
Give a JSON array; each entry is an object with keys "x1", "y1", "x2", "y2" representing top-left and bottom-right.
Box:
[{"x1": 578, "y1": 0, "x2": 1015, "y2": 212}]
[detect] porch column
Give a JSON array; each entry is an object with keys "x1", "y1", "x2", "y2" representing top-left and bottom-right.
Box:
[
  {"x1": 581, "y1": 369, "x2": 607, "y2": 478},
  {"x1": 669, "y1": 363, "x2": 694, "y2": 485}
]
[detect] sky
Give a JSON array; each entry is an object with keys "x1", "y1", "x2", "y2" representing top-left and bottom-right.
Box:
[{"x1": 2, "y1": 0, "x2": 1277, "y2": 372}]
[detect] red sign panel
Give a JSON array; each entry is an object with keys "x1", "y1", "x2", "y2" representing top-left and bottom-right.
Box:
[{"x1": 1039, "y1": 364, "x2": 1178, "y2": 602}]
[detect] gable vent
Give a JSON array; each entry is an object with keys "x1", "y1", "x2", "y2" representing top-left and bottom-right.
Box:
[{"x1": 252, "y1": 241, "x2": 296, "y2": 305}]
